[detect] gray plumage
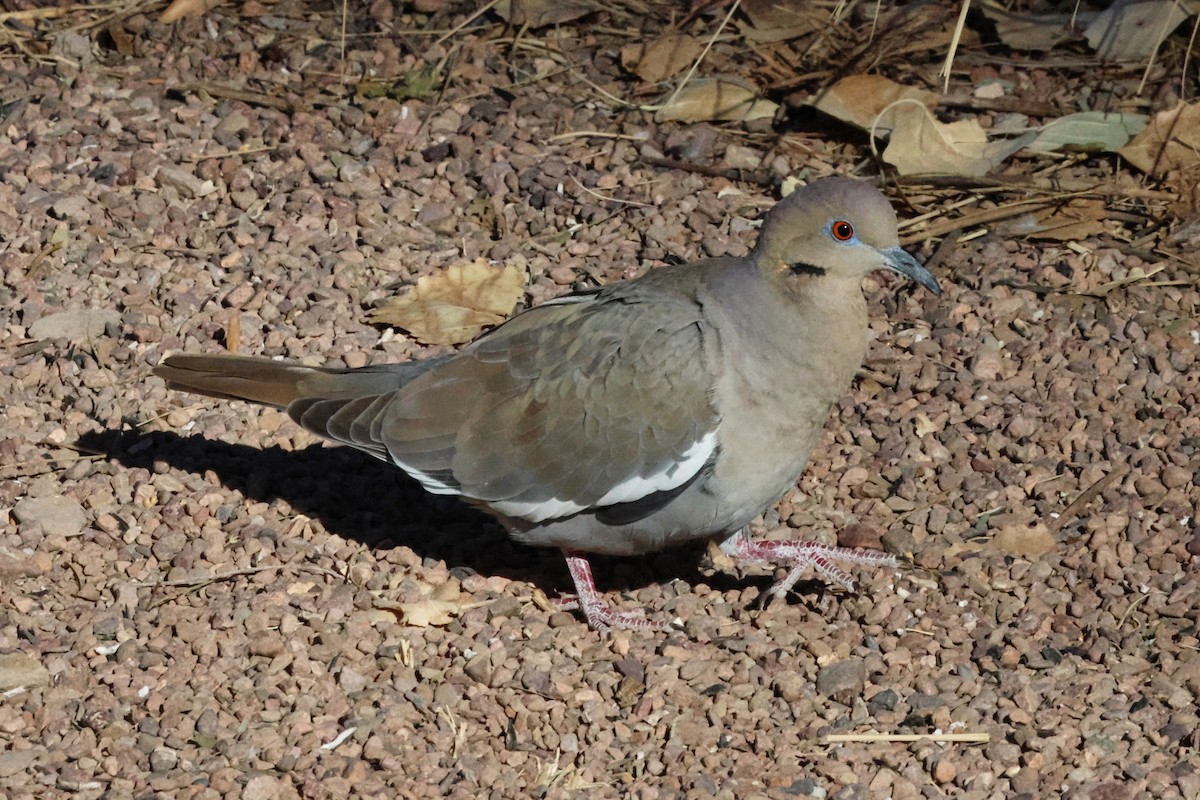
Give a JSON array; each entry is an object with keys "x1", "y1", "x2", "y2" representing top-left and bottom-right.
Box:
[{"x1": 154, "y1": 177, "x2": 940, "y2": 631}]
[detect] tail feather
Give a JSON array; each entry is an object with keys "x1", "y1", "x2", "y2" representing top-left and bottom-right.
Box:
[{"x1": 153, "y1": 353, "x2": 444, "y2": 408}]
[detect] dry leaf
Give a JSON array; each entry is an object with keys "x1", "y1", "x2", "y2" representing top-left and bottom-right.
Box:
[
  {"x1": 105, "y1": 20, "x2": 135, "y2": 56},
  {"x1": 395, "y1": 599, "x2": 462, "y2": 628},
  {"x1": 1027, "y1": 112, "x2": 1147, "y2": 154},
  {"x1": 740, "y1": 0, "x2": 821, "y2": 42},
  {"x1": 382, "y1": 578, "x2": 471, "y2": 627},
  {"x1": 1084, "y1": 0, "x2": 1193, "y2": 61},
  {"x1": 978, "y1": 4, "x2": 1091, "y2": 51},
  {"x1": 368, "y1": 259, "x2": 526, "y2": 345},
  {"x1": 812, "y1": 75, "x2": 937, "y2": 135},
  {"x1": 895, "y1": 1, "x2": 979, "y2": 51},
  {"x1": 159, "y1": 0, "x2": 228, "y2": 23},
  {"x1": 494, "y1": 0, "x2": 593, "y2": 28},
  {"x1": 1086, "y1": 265, "x2": 1167, "y2": 296},
  {"x1": 913, "y1": 412, "x2": 939, "y2": 438},
  {"x1": 431, "y1": 576, "x2": 462, "y2": 602},
  {"x1": 1120, "y1": 101, "x2": 1200, "y2": 177},
  {"x1": 880, "y1": 101, "x2": 1033, "y2": 176},
  {"x1": 655, "y1": 79, "x2": 778, "y2": 124},
  {"x1": 226, "y1": 309, "x2": 241, "y2": 353},
  {"x1": 633, "y1": 34, "x2": 702, "y2": 83},
  {"x1": 985, "y1": 522, "x2": 1057, "y2": 559},
  {"x1": 286, "y1": 580, "x2": 318, "y2": 596},
  {"x1": 1027, "y1": 199, "x2": 1110, "y2": 241}
]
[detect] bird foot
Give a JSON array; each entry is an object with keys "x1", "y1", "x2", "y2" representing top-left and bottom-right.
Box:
[
  {"x1": 721, "y1": 534, "x2": 897, "y2": 605},
  {"x1": 556, "y1": 554, "x2": 673, "y2": 632}
]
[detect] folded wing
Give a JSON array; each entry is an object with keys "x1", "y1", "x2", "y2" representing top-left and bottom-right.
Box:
[{"x1": 290, "y1": 286, "x2": 723, "y2": 524}]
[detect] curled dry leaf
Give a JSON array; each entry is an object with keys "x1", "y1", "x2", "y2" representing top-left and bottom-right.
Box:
[
  {"x1": 630, "y1": 34, "x2": 703, "y2": 83},
  {"x1": 913, "y1": 412, "x2": 940, "y2": 438},
  {"x1": 655, "y1": 79, "x2": 778, "y2": 124},
  {"x1": 105, "y1": 20, "x2": 136, "y2": 56},
  {"x1": 1119, "y1": 101, "x2": 1200, "y2": 177},
  {"x1": 811, "y1": 75, "x2": 938, "y2": 135},
  {"x1": 986, "y1": 522, "x2": 1058, "y2": 559},
  {"x1": 880, "y1": 101, "x2": 1033, "y2": 176},
  {"x1": 368, "y1": 259, "x2": 526, "y2": 345},
  {"x1": 395, "y1": 599, "x2": 462, "y2": 628},
  {"x1": 431, "y1": 576, "x2": 463, "y2": 602},
  {"x1": 1027, "y1": 112, "x2": 1147, "y2": 154},
  {"x1": 1084, "y1": 0, "x2": 1193, "y2": 61},
  {"x1": 978, "y1": 4, "x2": 1090, "y2": 52},
  {"x1": 377, "y1": 577, "x2": 467, "y2": 628},
  {"x1": 159, "y1": 0, "x2": 228, "y2": 23}
]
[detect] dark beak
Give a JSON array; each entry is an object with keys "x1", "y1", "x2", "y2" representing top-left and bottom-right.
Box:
[{"x1": 881, "y1": 246, "x2": 941, "y2": 296}]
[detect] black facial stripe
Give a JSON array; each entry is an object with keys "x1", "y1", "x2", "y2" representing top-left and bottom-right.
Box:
[{"x1": 788, "y1": 262, "x2": 827, "y2": 277}]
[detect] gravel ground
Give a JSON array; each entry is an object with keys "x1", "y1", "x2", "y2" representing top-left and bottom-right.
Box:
[{"x1": 2, "y1": 3, "x2": 1198, "y2": 799}]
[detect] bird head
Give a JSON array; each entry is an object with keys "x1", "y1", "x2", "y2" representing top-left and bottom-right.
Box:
[{"x1": 752, "y1": 177, "x2": 941, "y2": 297}]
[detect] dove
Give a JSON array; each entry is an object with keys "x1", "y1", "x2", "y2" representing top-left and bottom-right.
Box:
[{"x1": 154, "y1": 177, "x2": 940, "y2": 631}]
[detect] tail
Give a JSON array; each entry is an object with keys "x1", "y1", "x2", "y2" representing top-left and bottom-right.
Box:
[{"x1": 153, "y1": 353, "x2": 444, "y2": 408}]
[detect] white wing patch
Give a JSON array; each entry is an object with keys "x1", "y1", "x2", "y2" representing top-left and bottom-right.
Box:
[
  {"x1": 486, "y1": 430, "x2": 718, "y2": 524},
  {"x1": 491, "y1": 496, "x2": 588, "y2": 523},
  {"x1": 595, "y1": 430, "x2": 716, "y2": 506},
  {"x1": 397, "y1": 462, "x2": 460, "y2": 496}
]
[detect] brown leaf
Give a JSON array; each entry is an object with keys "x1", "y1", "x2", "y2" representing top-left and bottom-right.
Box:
[
  {"x1": 986, "y1": 522, "x2": 1057, "y2": 559},
  {"x1": 1084, "y1": 0, "x2": 1192, "y2": 61},
  {"x1": 395, "y1": 599, "x2": 462, "y2": 628},
  {"x1": 1120, "y1": 101, "x2": 1200, "y2": 177},
  {"x1": 286, "y1": 580, "x2": 318, "y2": 596},
  {"x1": 812, "y1": 75, "x2": 938, "y2": 134},
  {"x1": 159, "y1": 0, "x2": 228, "y2": 23},
  {"x1": 368, "y1": 259, "x2": 526, "y2": 345},
  {"x1": 913, "y1": 412, "x2": 939, "y2": 437},
  {"x1": 655, "y1": 79, "x2": 777, "y2": 124},
  {"x1": 1028, "y1": 199, "x2": 1110, "y2": 241},
  {"x1": 978, "y1": 5, "x2": 1088, "y2": 52},
  {"x1": 373, "y1": 579, "x2": 466, "y2": 628},
  {"x1": 431, "y1": 576, "x2": 462, "y2": 602},
  {"x1": 105, "y1": 20, "x2": 136, "y2": 56},
  {"x1": 634, "y1": 34, "x2": 702, "y2": 83},
  {"x1": 881, "y1": 102, "x2": 1032, "y2": 176}
]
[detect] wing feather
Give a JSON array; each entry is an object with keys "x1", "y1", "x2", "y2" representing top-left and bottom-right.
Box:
[{"x1": 290, "y1": 274, "x2": 723, "y2": 523}]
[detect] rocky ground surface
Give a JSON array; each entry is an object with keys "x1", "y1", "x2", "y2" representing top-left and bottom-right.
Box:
[{"x1": 1, "y1": 2, "x2": 1198, "y2": 798}]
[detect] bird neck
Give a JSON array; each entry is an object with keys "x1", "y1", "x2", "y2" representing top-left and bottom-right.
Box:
[{"x1": 703, "y1": 257, "x2": 869, "y2": 374}]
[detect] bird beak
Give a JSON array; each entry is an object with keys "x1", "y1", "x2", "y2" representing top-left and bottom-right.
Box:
[{"x1": 880, "y1": 247, "x2": 941, "y2": 296}]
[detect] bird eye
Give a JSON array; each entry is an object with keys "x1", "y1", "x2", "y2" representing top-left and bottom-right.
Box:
[{"x1": 831, "y1": 220, "x2": 855, "y2": 241}]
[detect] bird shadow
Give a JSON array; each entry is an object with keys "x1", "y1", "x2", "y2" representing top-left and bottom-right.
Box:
[{"x1": 77, "y1": 427, "x2": 717, "y2": 598}]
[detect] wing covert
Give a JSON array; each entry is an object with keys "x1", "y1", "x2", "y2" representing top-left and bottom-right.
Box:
[{"x1": 378, "y1": 286, "x2": 723, "y2": 523}]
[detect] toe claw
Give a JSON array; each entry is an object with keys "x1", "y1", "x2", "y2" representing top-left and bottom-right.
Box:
[{"x1": 559, "y1": 553, "x2": 670, "y2": 632}]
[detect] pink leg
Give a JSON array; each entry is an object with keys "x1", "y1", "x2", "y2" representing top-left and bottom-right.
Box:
[
  {"x1": 721, "y1": 532, "x2": 897, "y2": 604},
  {"x1": 552, "y1": 553, "x2": 671, "y2": 633}
]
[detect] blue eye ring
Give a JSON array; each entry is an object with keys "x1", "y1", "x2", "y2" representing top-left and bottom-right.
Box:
[{"x1": 830, "y1": 220, "x2": 855, "y2": 242}]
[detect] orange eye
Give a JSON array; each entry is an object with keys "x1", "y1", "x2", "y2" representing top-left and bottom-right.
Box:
[{"x1": 831, "y1": 220, "x2": 855, "y2": 241}]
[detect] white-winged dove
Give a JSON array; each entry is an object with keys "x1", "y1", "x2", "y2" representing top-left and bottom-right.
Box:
[{"x1": 154, "y1": 177, "x2": 940, "y2": 631}]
